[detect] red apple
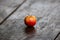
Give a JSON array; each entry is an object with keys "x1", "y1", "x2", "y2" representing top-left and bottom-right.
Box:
[{"x1": 24, "y1": 15, "x2": 36, "y2": 27}]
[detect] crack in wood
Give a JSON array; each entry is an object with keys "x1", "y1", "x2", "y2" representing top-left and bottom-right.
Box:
[
  {"x1": 54, "y1": 32, "x2": 60, "y2": 40},
  {"x1": 0, "y1": 0, "x2": 27, "y2": 25}
]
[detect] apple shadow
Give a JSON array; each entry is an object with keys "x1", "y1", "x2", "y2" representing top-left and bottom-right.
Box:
[{"x1": 24, "y1": 26, "x2": 36, "y2": 35}]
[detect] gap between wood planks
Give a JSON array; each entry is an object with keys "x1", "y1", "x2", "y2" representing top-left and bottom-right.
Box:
[
  {"x1": 54, "y1": 32, "x2": 60, "y2": 40},
  {"x1": 0, "y1": 0, "x2": 27, "y2": 25}
]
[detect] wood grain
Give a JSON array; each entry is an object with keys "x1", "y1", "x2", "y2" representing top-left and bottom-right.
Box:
[
  {"x1": 0, "y1": 0, "x2": 24, "y2": 23},
  {"x1": 0, "y1": 0, "x2": 60, "y2": 40}
]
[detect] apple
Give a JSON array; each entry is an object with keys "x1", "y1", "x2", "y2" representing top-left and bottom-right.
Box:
[{"x1": 24, "y1": 15, "x2": 36, "y2": 27}]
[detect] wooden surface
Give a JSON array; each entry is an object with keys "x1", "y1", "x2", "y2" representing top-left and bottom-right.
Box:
[
  {"x1": 0, "y1": 0, "x2": 60, "y2": 40},
  {"x1": 0, "y1": 0, "x2": 24, "y2": 23}
]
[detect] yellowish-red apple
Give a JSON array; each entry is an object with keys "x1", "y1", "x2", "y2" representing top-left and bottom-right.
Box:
[{"x1": 24, "y1": 15, "x2": 36, "y2": 27}]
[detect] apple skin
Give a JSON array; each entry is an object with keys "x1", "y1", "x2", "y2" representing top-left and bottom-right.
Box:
[{"x1": 24, "y1": 15, "x2": 36, "y2": 27}]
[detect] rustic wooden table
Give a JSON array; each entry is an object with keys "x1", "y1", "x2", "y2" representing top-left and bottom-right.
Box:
[{"x1": 0, "y1": 0, "x2": 60, "y2": 40}]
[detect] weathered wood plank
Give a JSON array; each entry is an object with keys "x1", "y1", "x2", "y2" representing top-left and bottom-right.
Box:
[
  {"x1": 54, "y1": 32, "x2": 60, "y2": 40},
  {"x1": 56, "y1": 34, "x2": 60, "y2": 40},
  {"x1": 0, "y1": 0, "x2": 60, "y2": 40},
  {"x1": 0, "y1": 0, "x2": 24, "y2": 23}
]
